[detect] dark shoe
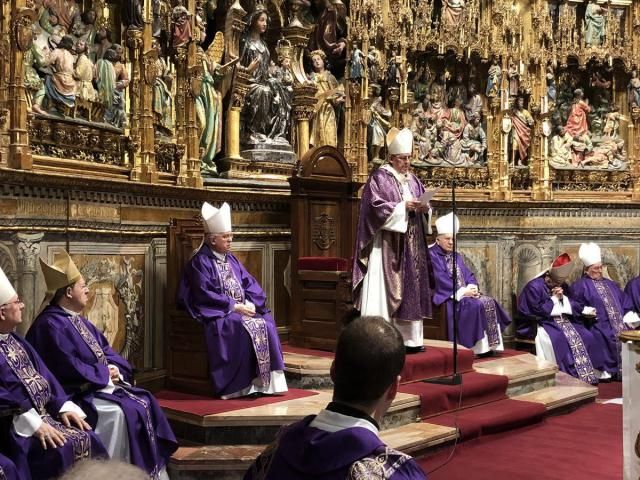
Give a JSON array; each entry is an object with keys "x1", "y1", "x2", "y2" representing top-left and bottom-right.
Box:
[
  {"x1": 405, "y1": 346, "x2": 426, "y2": 354},
  {"x1": 475, "y1": 350, "x2": 496, "y2": 359}
]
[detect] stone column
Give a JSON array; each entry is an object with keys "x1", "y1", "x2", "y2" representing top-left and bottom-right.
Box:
[
  {"x1": 13, "y1": 232, "x2": 43, "y2": 335},
  {"x1": 499, "y1": 235, "x2": 516, "y2": 343},
  {"x1": 292, "y1": 84, "x2": 317, "y2": 159}
]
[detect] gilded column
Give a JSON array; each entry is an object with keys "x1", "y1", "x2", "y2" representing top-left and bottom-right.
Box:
[
  {"x1": 630, "y1": 108, "x2": 640, "y2": 200},
  {"x1": 184, "y1": 42, "x2": 203, "y2": 188},
  {"x1": 0, "y1": 1, "x2": 10, "y2": 165},
  {"x1": 127, "y1": 28, "x2": 144, "y2": 181},
  {"x1": 292, "y1": 84, "x2": 317, "y2": 159},
  {"x1": 13, "y1": 232, "x2": 43, "y2": 335},
  {"x1": 7, "y1": 5, "x2": 36, "y2": 170},
  {"x1": 174, "y1": 45, "x2": 189, "y2": 184}
]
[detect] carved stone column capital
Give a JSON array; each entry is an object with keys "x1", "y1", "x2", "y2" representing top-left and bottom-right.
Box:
[{"x1": 13, "y1": 232, "x2": 43, "y2": 273}]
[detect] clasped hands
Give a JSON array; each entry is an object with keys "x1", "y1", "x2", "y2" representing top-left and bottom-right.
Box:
[
  {"x1": 405, "y1": 200, "x2": 430, "y2": 214},
  {"x1": 463, "y1": 285, "x2": 480, "y2": 298},
  {"x1": 234, "y1": 303, "x2": 256, "y2": 317},
  {"x1": 551, "y1": 286, "x2": 564, "y2": 300},
  {"x1": 35, "y1": 412, "x2": 91, "y2": 450}
]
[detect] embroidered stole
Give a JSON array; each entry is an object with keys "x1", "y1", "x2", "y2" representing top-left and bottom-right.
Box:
[
  {"x1": 0, "y1": 335, "x2": 91, "y2": 460},
  {"x1": 445, "y1": 253, "x2": 500, "y2": 346},
  {"x1": 214, "y1": 256, "x2": 271, "y2": 387},
  {"x1": 348, "y1": 446, "x2": 413, "y2": 480},
  {"x1": 553, "y1": 315, "x2": 597, "y2": 385}
]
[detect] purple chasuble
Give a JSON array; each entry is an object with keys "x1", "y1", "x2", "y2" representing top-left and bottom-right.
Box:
[
  {"x1": 352, "y1": 167, "x2": 433, "y2": 321},
  {"x1": 0, "y1": 333, "x2": 107, "y2": 480},
  {"x1": 244, "y1": 414, "x2": 427, "y2": 480},
  {"x1": 26, "y1": 305, "x2": 177, "y2": 478},
  {"x1": 571, "y1": 276, "x2": 633, "y2": 375},
  {"x1": 518, "y1": 277, "x2": 600, "y2": 384},
  {"x1": 429, "y1": 244, "x2": 511, "y2": 348},
  {"x1": 177, "y1": 247, "x2": 285, "y2": 397}
]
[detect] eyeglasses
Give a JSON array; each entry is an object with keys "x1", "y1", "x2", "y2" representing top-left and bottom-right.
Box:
[{"x1": 1, "y1": 299, "x2": 23, "y2": 308}]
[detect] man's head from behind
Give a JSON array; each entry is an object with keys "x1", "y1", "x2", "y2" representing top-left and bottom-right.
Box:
[{"x1": 331, "y1": 316, "x2": 405, "y2": 420}]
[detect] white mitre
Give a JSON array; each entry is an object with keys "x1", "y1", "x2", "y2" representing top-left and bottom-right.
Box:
[
  {"x1": 435, "y1": 212, "x2": 460, "y2": 236},
  {"x1": 202, "y1": 202, "x2": 232, "y2": 234},
  {"x1": 386, "y1": 127, "x2": 413, "y2": 155},
  {"x1": 0, "y1": 266, "x2": 17, "y2": 306},
  {"x1": 578, "y1": 242, "x2": 601, "y2": 267}
]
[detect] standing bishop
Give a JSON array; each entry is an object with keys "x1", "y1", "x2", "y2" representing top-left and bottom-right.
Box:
[
  {"x1": 352, "y1": 128, "x2": 433, "y2": 352},
  {"x1": 27, "y1": 251, "x2": 177, "y2": 479}
]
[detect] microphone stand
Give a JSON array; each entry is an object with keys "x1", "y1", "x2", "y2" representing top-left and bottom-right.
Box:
[{"x1": 424, "y1": 179, "x2": 462, "y2": 385}]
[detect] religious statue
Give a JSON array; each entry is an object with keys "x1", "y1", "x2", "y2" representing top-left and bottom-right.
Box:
[
  {"x1": 412, "y1": 64, "x2": 432, "y2": 102},
  {"x1": 441, "y1": 0, "x2": 465, "y2": 29},
  {"x1": 386, "y1": 49, "x2": 401, "y2": 87},
  {"x1": 460, "y1": 114, "x2": 486, "y2": 165},
  {"x1": 95, "y1": 47, "x2": 128, "y2": 128},
  {"x1": 123, "y1": 0, "x2": 144, "y2": 28},
  {"x1": 486, "y1": 58, "x2": 501, "y2": 98},
  {"x1": 584, "y1": 0, "x2": 606, "y2": 47},
  {"x1": 367, "y1": 47, "x2": 381, "y2": 83},
  {"x1": 269, "y1": 41, "x2": 294, "y2": 140},
  {"x1": 94, "y1": 28, "x2": 113, "y2": 60},
  {"x1": 602, "y1": 107, "x2": 624, "y2": 138},
  {"x1": 152, "y1": 0, "x2": 171, "y2": 39},
  {"x1": 73, "y1": 39, "x2": 97, "y2": 120},
  {"x1": 507, "y1": 60, "x2": 520, "y2": 98},
  {"x1": 45, "y1": 0, "x2": 79, "y2": 31},
  {"x1": 549, "y1": 126, "x2": 573, "y2": 168},
  {"x1": 447, "y1": 73, "x2": 467, "y2": 106},
  {"x1": 240, "y1": 6, "x2": 293, "y2": 146},
  {"x1": 42, "y1": 35, "x2": 76, "y2": 115},
  {"x1": 509, "y1": 96, "x2": 534, "y2": 166},
  {"x1": 412, "y1": 114, "x2": 439, "y2": 166},
  {"x1": 464, "y1": 85, "x2": 483, "y2": 120},
  {"x1": 308, "y1": 0, "x2": 348, "y2": 76},
  {"x1": 171, "y1": 3, "x2": 192, "y2": 48},
  {"x1": 23, "y1": 31, "x2": 47, "y2": 114},
  {"x1": 309, "y1": 49, "x2": 344, "y2": 147},
  {"x1": 71, "y1": 10, "x2": 97, "y2": 46},
  {"x1": 152, "y1": 40, "x2": 174, "y2": 136},
  {"x1": 628, "y1": 70, "x2": 640, "y2": 110},
  {"x1": 367, "y1": 83, "x2": 391, "y2": 164},
  {"x1": 430, "y1": 71, "x2": 448, "y2": 105},
  {"x1": 349, "y1": 42, "x2": 364, "y2": 80},
  {"x1": 565, "y1": 88, "x2": 591, "y2": 138}
]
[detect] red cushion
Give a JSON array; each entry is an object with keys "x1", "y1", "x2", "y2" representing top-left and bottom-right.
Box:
[{"x1": 298, "y1": 257, "x2": 349, "y2": 271}]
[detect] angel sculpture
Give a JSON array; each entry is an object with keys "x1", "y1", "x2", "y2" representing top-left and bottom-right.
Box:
[{"x1": 196, "y1": 31, "x2": 237, "y2": 175}]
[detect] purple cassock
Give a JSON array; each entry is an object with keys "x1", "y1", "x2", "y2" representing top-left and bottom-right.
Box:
[
  {"x1": 0, "y1": 333, "x2": 107, "y2": 480},
  {"x1": 26, "y1": 305, "x2": 178, "y2": 478},
  {"x1": 571, "y1": 275, "x2": 634, "y2": 375},
  {"x1": 352, "y1": 167, "x2": 433, "y2": 322},
  {"x1": 0, "y1": 453, "x2": 19, "y2": 480},
  {"x1": 244, "y1": 414, "x2": 427, "y2": 479},
  {"x1": 624, "y1": 276, "x2": 640, "y2": 312},
  {"x1": 429, "y1": 244, "x2": 511, "y2": 349},
  {"x1": 177, "y1": 246, "x2": 285, "y2": 397},
  {"x1": 517, "y1": 277, "x2": 602, "y2": 384}
]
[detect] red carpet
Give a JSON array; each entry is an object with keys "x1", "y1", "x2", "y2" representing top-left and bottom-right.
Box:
[
  {"x1": 419, "y1": 403, "x2": 622, "y2": 479},
  {"x1": 597, "y1": 381, "x2": 622, "y2": 400},
  {"x1": 401, "y1": 347, "x2": 475, "y2": 383},
  {"x1": 155, "y1": 389, "x2": 319, "y2": 416},
  {"x1": 398, "y1": 372, "x2": 509, "y2": 418},
  {"x1": 429, "y1": 398, "x2": 546, "y2": 440}
]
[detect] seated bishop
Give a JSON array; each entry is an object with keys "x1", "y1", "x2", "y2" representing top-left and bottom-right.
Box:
[
  {"x1": 0, "y1": 266, "x2": 107, "y2": 480},
  {"x1": 571, "y1": 243, "x2": 640, "y2": 378},
  {"x1": 429, "y1": 212, "x2": 512, "y2": 355},
  {"x1": 26, "y1": 251, "x2": 177, "y2": 479},
  {"x1": 624, "y1": 275, "x2": 640, "y2": 313},
  {"x1": 177, "y1": 202, "x2": 288, "y2": 398},
  {"x1": 517, "y1": 253, "x2": 604, "y2": 385}
]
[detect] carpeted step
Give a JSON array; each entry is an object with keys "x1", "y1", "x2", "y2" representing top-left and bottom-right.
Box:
[
  {"x1": 398, "y1": 371, "x2": 509, "y2": 418},
  {"x1": 157, "y1": 388, "x2": 421, "y2": 444},
  {"x1": 427, "y1": 398, "x2": 547, "y2": 441},
  {"x1": 283, "y1": 339, "x2": 475, "y2": 389},
  {"x1": 167, "y1": 422, "x2": 458, "y2": 480}
]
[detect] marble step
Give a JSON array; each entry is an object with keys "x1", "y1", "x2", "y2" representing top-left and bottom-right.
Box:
[
  {"x1": 168, "y1": 422, "x2": 458, "y2": 480},
  {"x1": 510, "y1": 371, "x2": 599, "y2": 412},
  {"x1": 473, "y1": 353, "x2": 558, "y2": 396},
  {"x1": 168, "y1": 389, "x2": 422, "y2": 445}
]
